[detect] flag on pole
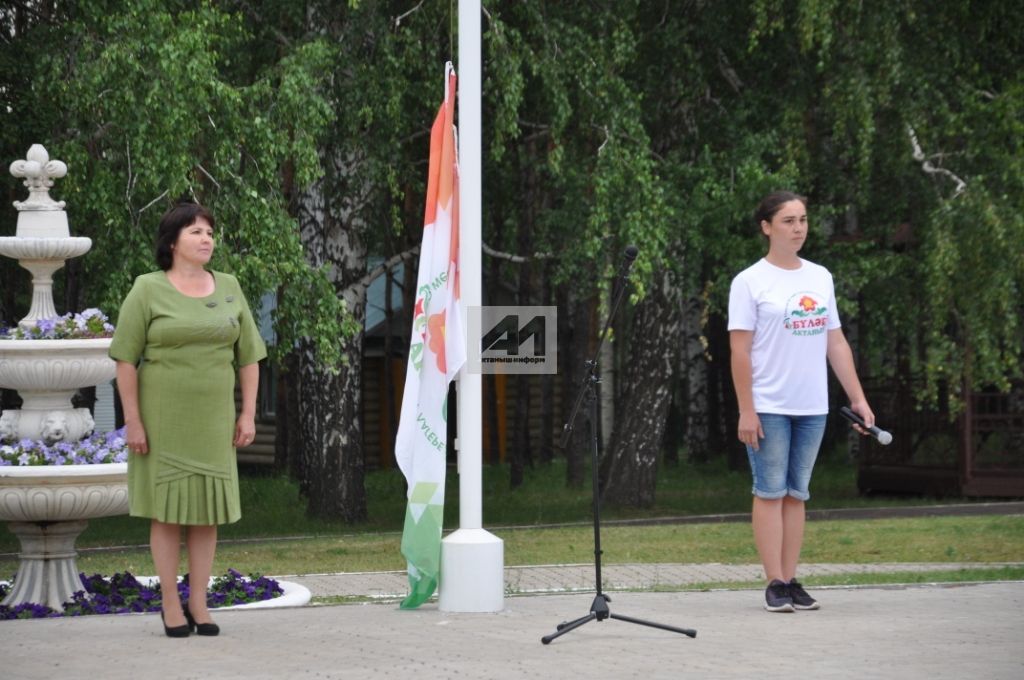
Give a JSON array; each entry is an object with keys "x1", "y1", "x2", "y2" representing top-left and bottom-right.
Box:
[{"x1": 395, "y1": 62, "x2": 465, "y2": 610}]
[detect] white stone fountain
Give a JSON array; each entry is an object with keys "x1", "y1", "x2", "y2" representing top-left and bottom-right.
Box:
[{"x1": 0, "y1": 144, "x2": 126, "y2": 610}]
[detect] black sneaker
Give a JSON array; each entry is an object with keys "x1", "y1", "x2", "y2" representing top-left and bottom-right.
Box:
[
  {"x1": 764, "y1": 579, "x2": 795, "y2": 612},
  {"x1": 787, "y1": 578, "x2": 820, "y2": 610}
]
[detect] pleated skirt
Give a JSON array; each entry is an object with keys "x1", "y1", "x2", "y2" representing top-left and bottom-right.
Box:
[{"x1": 128, "y1": 448, "x2": 241, "y2": 525}]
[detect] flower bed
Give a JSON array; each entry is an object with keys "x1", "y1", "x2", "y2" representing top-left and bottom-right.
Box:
[
  {"x1": 1, "y1": 309, "x2": 114, "y2": 340},
  {"x1": 0, "y1": 568, "x2": 284, "y2": 620},
  {"x1": 0, "y1": 427, "x2": 128, "y2": 466}
]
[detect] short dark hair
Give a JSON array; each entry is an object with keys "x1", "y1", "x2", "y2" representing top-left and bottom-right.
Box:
[
  {"x1": 753, "y1": 191, "x2": 807, "y2": 227},
  {"x1": 154, "y1": 203, "x2": 215, "y2": 270}
]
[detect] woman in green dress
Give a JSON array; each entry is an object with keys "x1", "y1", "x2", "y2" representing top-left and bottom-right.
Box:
[{"x1": 110, "y1": 203, "x2": 266, "y2": 637}]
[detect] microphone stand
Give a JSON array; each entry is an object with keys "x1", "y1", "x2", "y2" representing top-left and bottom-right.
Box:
[{"x1": 541, "y1": 249, "x2": 696, "y2": 645}]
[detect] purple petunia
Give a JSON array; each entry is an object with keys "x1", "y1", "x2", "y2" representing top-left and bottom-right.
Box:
[
  {"x1": 2, "y1": 569, "x2": 283, "y2": 620},
  {"x1": 0, "y1": 427, "x2": 128, "y2": 466},
  {"x1": 2, "y1": 309, "x2": 114, "y2": 340},
  {"x1": 35, "y1": 317, "x2": 57, "y2": 335}
]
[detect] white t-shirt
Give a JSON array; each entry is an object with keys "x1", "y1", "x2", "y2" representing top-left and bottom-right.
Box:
[{"x1": 728, "y1": 258, "x2": 841, "y2": 415}]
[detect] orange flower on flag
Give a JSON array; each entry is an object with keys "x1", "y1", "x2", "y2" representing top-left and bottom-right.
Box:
[
  {"x1": 428, "y1": 311, "x2": 447, "y2": 374},
  {"x1": 799, "y1": 296, "x2": 818, "y2": 313}
]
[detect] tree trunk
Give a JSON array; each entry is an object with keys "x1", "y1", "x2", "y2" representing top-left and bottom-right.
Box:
[
  {"x1": 600, "y1": 269, "x2": 684, "y2": 507},
  {"x1": 662, "y1": 381, "x2": 682, "y2": 466},
  {"x1": 539, "y1": 262, "x2": 555, "y2": 464},
  {"x1": 305, "y1": 331, "x2": 367, "y2": 521},
  {"x1": 486, "y1": 375, "x2": 501, "y2": 465},
  {"x1": 383, "y1": 266, "x2": 399, "y2": 457},
  {"x1": 278, "y1": 348, "x2": 301, "y2": 480},
  {"x1": 510, "y1": 374, "x2": 530, "y2": 488},
  {"x1": 704, "y1": 311, "x2": 744, "y2": 470},
  {"x1": 680, "y1": 294, "x2": 711, "y2": 463},
  {"x1": 509, "y1": 167, "x2": 534, "y2": 488},
  {"x1": 294, "y1": 163, "x2": 368, "y2": 522},
  {"x1": 558, "y1": 284, "x2": 595, "y2": 488},
  {"x1": 296, "y1": 338, "x2": 322, "y2": 499}
]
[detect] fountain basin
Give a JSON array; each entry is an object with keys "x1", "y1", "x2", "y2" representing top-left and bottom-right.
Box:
[
  {"x1": 0, "y1": 339, "x2": 116, "y2": 443},
  {"x1": 0, "y1": 463, "x2": 128, "y2": 522},
  {"x1": 0, "y1": 236, "x2": 92, "y2": 260},
  {"x1": 0, "y1": 338, "x2": 115, "y2": 393},
  {"x1": 0, "y1": 463, "x2": 128, "y2": 609}
]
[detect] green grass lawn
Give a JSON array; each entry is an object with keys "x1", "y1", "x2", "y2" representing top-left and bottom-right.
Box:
[
  {"x1": 1, "y1": 454, "x2": 988, "y2": 554},
  {"x1": 3, "y1": 456, "x2": 1020, "y2": 582},
  {"x1": 5, "y1": 515, "x2": 1020, "y2": 579}
]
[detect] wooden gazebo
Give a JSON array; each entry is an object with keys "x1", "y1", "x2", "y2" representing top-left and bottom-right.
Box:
[{"x1": 858, "y1": 381, "x2": 1024, "y2": 497}]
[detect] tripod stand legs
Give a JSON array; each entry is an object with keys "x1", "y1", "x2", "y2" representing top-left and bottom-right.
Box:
[
  {"x1": 541, "y1": 593, "x2": 696, "y2": 645},
  {"x1": 609, "y1": 612, "x2": 697, "y2": 638},
  {"x1": 541, "y1": 594, "x2": 608, "y2": 645}
]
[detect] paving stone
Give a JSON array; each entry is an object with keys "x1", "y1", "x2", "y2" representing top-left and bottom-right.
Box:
[
  {"x1": 284, "y1": 561, "x2": 1022, "y2": 599},
  {"x1": 4, "y1": 582, "x2": 1021, "y2": 679}
]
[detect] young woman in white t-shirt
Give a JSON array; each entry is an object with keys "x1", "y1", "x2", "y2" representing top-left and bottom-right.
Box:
[{"x1": 728, "y1": 191, "x2": 875, "y2": 612}]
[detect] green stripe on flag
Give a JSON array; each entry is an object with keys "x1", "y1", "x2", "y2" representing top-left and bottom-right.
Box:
[{"x1": 400, "y1": 482, "x2": 444, "y2": 609}]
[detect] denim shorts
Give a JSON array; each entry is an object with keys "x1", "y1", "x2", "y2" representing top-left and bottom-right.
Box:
[{"x1": 746, "y1": 413, "x2": 827, "y2": 501}]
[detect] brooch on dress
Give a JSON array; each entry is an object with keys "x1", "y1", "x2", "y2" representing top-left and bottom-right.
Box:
[{"x1": 204, "y1": 297, "x2": 233, "y2": 309}]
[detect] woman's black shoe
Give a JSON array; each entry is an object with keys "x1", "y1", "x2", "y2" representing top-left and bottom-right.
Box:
[
  {"x1": 184, "y1": 607, "x2": 220, "y2": 636},
  {"x1": 161, "y1": 610, "x2": 191, "y2": 638}
]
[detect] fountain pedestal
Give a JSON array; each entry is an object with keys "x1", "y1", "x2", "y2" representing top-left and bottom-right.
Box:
[
  {"x1": 4, "y1": 521, "x2": 89, "y2": 609},
  {"x1": 0, "y1": 145, "x2": 125, "y2": 610},
  {"x1": 0, "y1": 464, "x2": 129, "y2": 609}
]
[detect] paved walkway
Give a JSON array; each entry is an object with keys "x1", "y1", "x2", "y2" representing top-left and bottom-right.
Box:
[
  {"x1": 5, "y1": 503, "x2": 1024, "y2": 679},
  {"x1": 4, "y1": 578, "x2": 1022, "y2": 679},
  {"x1": 286, "y1": 561, "x2": 1023, "y2": 600}
]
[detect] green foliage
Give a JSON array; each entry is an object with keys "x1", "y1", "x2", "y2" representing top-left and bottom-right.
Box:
[
  {"x1": 707, "y1": 0, "x2": 1024, "y2": 410},
  {"x1": 473, "y1": 0, "x2": 1024, "y2": 413},
  {"x1": 3, "y1": 0, "x2": 1021, "y2": 408},
  {"x1": 304, "y1": 0, "x2": 460, "y2": 255},
  {"x1": 481, "y1": 3, "x2": 681, "y2": 297},
  {"x1": 2, "y1": 0, "x2": 351, "y2": 366},
  {"x1": 921, "y1": 190, "x2": 1023, "y2": 399}
]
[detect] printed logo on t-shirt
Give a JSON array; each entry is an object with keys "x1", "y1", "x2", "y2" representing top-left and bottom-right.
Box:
[{"x1": 783, "y1": 292, "x2": 829, "y2": 336}]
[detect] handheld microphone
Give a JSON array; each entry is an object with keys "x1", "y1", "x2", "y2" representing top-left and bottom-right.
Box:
[{"x1": 839, "y1": 406, "x2": 892, "y2": 445}]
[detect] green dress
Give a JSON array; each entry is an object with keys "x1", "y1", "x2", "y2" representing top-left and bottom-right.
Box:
[{"x1": 109, "y1": 271, "x2": 267, "y2": 525}]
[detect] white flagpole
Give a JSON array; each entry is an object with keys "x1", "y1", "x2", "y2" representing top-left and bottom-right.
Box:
[{"x1": 439, "y1": 0, "x2": 504, "y2": 613}]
